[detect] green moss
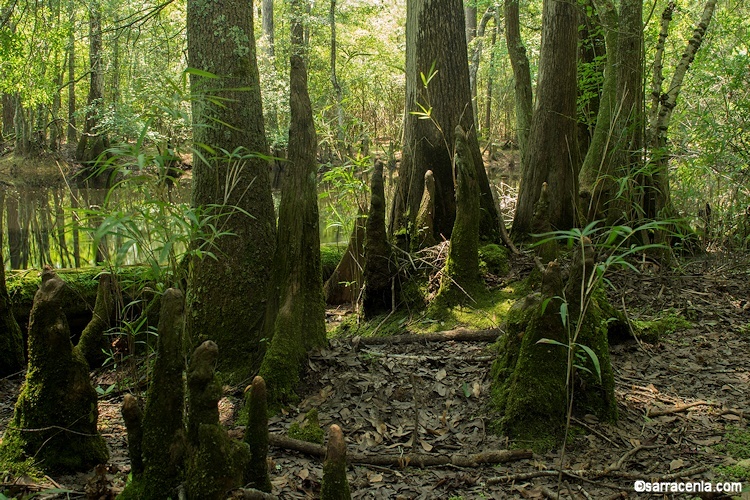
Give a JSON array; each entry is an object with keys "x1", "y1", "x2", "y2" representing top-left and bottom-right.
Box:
[
  {"x1": 185, "y1": 424, "x2": 250, "y2": 500},
  {"x1": 479, "y1": 244, "x2": 510, "y2": 277},
  {"x1": 706, "y1": 426, "x2": 750, "y2": 482},
  {"x1": 632, "y1": 313, "x2": 691, "y2": 343},
  {"x1": 288, "y1": 409, "x2": 325, "y2": 444},
  {"x1": 321, "y1": 244, "x2": 346, "y2": 282},
  {"x1": 489, "y1": 283, "x2": 618, "y2": 452},
  {"x1": 0, "y1": 274, "x2": 109, "y2": 473}
]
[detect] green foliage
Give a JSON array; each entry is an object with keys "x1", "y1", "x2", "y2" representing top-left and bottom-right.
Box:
[
  {"x1": 478, "y1": 244, "x2": 510, "y2": 276},
  {"x1": 715, "y1": 426, "x2": 750, "y2": 481},
  {"x1": 632, "y1": 313, "x2": 691, "y2": 343},
  {"x1": 318, "y1": 156, "x2": 369, "y2": 243}
]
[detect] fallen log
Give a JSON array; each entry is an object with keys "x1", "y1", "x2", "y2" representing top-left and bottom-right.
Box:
[
  {"x1": 268, "y1": 434, "x2": 531, "y2": 467},
  {"x1": 353, "y1": 328, "x2": 501, "y2": 346}
]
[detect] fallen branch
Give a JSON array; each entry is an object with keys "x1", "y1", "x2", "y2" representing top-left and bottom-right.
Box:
[
  {"x1": 353, "y1": 328, "x2": 501, "y2": 346},
  {"x1": 647, "y1": 401, "x2": 718, "y2": 417},
  {"x1": 269, "y1": 434, "x2": 531, "y2": 467}
]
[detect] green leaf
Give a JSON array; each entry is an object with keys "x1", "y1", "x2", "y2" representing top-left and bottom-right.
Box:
[{"x1": 575, "y1": 343, "x2": 602, "y2": 384}]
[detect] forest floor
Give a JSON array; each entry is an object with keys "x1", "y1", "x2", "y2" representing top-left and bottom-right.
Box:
[{"x1": 2, "y1": 251, "x2": 750, "y2": 499}]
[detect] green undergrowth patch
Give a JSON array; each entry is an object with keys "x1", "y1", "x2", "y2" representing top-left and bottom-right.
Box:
[
  {"x1": 288, "y1": 408, "x2": 325, "y2": 444},
  {"x1": 320, "y1": 244, "x2": 346, "y2": 283},
  {"x1": 331, "y1": 279, "x2": 529, "y2": 338},
  {"x1": 715, "y1": 426, "x2": 750, "y2": 481},
  {"x1": 631, "y1": 311, "x2": 692, "y2": 343}
]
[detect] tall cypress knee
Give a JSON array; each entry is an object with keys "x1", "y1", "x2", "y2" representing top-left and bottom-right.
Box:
[{"x1": 363, "y1": 161, "x2": 397, "y2": 318}]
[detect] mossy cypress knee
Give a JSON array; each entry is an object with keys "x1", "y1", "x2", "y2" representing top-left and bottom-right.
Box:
[
  {"x1": 185, "y1": 341, "x2": 250, "y2": 500},
  {"x1": 123, "y1": 288, "x2": 187, "y2": 499},
  {"x1": 121, "y1": 394, "x2": 144, "y2": 476},
  {"x1": 244, "y1": 376, "x2": 272, "y2": 492},
  {"x1": 77, "y1": 272, "x2": 116, "y2": 368},
  {"x1": 320, "y1": 424, "x2": 351, "y2": 500},
  {"x1": 363, "y1": 160, "x2": 397, "y2": 318},
  {"x1": 0, "y1": 259, "x2": 24, "y2": 377},
  {"x1": 433, "y1": 126, "x2": 484, "y2": 307},
  {"x1": 0, "y1": 270, "x2": 108, "y2": 472}
]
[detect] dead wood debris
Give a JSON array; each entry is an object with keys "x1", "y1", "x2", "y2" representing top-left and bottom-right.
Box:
[
  {"x1": 352, "y1": 327, "x2": 500, "y2": 346},
  {"x1": 268, "y1": 434, "x2": 531, "y2": 467}
]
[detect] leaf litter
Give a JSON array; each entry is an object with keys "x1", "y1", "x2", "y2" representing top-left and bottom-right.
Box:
[{"x1": 1, "y1": 256, "x2": 750, "y2": 498}]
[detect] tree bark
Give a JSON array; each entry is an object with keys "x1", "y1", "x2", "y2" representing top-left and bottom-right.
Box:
[
  {"x1": 259, "y1": 2, "x2": 326, "y2": 405},
  {"x1": 66, "y1": 0, "x2": 76, "y2": 146},
  {"x1": 645, "y1": 0, "x2": 717, "y2": 220},
  {"x1": 579, "y1": 0, "x2": 644, "y2": 223},
  {"x1": 186, "y1": 0, "x2": 276, "y2": 381},
  {"x1": 504, "y1": 0, "x2": 533, "y2": 158},
  {"x1": 0, "y1": 188, "x2": 24, "y2": 377},
  {"x1": 391, "y1": 0, "x2": 500, "y2": 245},
  {"x1": 330, "y1": 0, "x2": 346, "y2": 157},
  {"x1": 511, "y1": 0, "x2": 580, "y2": 239},
  {"x1": 75, "y1": 0, "x2": 108, "y2": 170}
]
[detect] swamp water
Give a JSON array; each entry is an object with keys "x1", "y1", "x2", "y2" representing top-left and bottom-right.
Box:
[{"x1": 1, "y1": 178, "x2": 349, "y2": 270}]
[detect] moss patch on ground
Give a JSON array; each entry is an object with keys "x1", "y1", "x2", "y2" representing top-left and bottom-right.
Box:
[
  {"x1": 715, "y1": 426, "x2": 750, "y2": 481},
  {"x1": 632, "y1": 312, "x2": 692, "y2": 343}
]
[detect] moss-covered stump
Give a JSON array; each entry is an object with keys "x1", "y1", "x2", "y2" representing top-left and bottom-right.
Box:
[
  {"x1": 413, "y1": 170, "x2": 437, "y2": 250},
  {"x1": 0, "y1": 260, "x2": 24, "y2": 377},
  {"x1": 362, "y1": 160, "x2": 398, "y2": 318},
  {"x1": 479, "y1": 244, "x2": 510, "y2": 277},
  {"x1": 432, "y1": 126, "x2": 484, "y2": 307},
  {"x1": 121, "y1": 394, "x2": 144, "y2": 476},
  {"x1": 0, "y1": 270, "x2": 108, "y2": 472},
  {"x1": 77, "y1": 272, "x2": 117, "y2": 368},
  {"x1": 185, "y1": 341, "x2": 250, "y2": 500},
  {"x1": 243, "y1": 376, "x2": 272, "y2": 493},
  {"x1": 490, "y1": 259, "x2": 618, "y2": 451},
  {"x1": 121, "y1": 288, "x2": 187, "y2": 500},
  {"x1": 320, "y1": 424, "x2": 351, "y2": 500}
]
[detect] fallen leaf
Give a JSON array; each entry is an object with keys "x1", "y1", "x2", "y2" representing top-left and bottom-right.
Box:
[
  {"x1": 420, "y1": 440, "x2": 433, "y2": 452},
  {"x1": 670, "y1": 459, "x2": 685, "y2": 471},
  {"x1": 369, "y1": 473, "x2": 384, "y2": 483},
  {"x1": 436, "y1": 368, "x2": 447, "y2": 381},
  {"x1": 298, "y1": 468, "x2": 309, "y2": 480}
]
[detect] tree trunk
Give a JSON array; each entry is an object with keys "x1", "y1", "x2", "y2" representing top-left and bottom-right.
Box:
[
  {"x1": 324, "y1": 213, "x2": 365, "y2": 305},
  {"x1": 391, "y1": 0, "x2": 500, "y2": 245},
  {"x1": 186, "y1": 0, "x2": 276, "y2": 382},
  {"x1": 511, "y1": 0, "x2": 580, "y2": 240},
  {"x1": 75, "y1": 0, "x2": 108, "y2": 170},
  {"x1": 465, "y1": 5, "x2": 477, "y2": 123},
  {"x1": 259, "y1": 3, "x2": 326, "y2": 406},
  {"x1": 645, "y1": 0, "x2": 717, "y2": 220},
  {"x1": 0, "y1": 188, "x2": 24, "y2": 377},
  {"x1": 66, "y1": 0, "x2": 77, "y2": 147},
  {"x1": 330, "y1": 0, "x2": 346, "y2": 157},
  {"x1": 579, "y1": 0, "x2": 644, "y2": 224},
  {"x1": 504, "y1": 0, "x2": 533, "y2": 158},
  {"x1": 483, "y1": 15, "x2": 499, "y2": 136}
]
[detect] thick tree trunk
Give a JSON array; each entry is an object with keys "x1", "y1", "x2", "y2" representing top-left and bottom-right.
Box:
[
  {"x1": 259, "y1": 5, "x2": 326, "y2": 405},
  {"x1": 363, "y1": 161, "x2": 396, "y2": 318},
  {"x1": 511, "y1": 0, "x2": 580, "y2": 239},
  {"x1": 504, "y1": 0, "x2": 533, "y2": 158},
  {"x1": 483, "y1": 16, "x2": 499, "y2": 136},
  {"x1": 579, "y1": 0, "x2": 644, "y2": 223},
  {"x1": 391, "y1": 0, "x2": 500, "y2": 245},
  {"x1": 186, "y1": 0, "x2": 276, "y2": 381}
]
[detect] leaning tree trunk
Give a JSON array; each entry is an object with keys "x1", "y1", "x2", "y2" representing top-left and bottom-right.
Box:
[
  {"x1": 505, "y1": 0, "x2": 533, "y2": 159},
  {"x1": 259, "y1": 4, "x2": 327, "y2": 406},
  {"x1": 75, "y1": 0, "x2": 108, "y2": 172},
  {"x1": 511, "y1": 0, "x2": 580, "y2": 240},
  {"x1": 644, "y1": 0, "x2": 717, "y2": 221},
  {"x1": 186, "y1": 0, "x2": 276, "y2": 382},
  {"x1": 391, "y1": 0, "x2": 500, "y2": 245}
]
